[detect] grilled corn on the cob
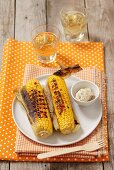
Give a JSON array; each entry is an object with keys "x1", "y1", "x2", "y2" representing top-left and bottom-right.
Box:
[
  {"x1": 18, "y1": 79, "x2": 53, "y2": 138},
  {"x1": 47, "y1": 75, "x2": 80, "y2": 135}
]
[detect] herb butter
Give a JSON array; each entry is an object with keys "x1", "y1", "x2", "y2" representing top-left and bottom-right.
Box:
[{"x1": 75, "y1": 88, "x2": 94, "y2": 102}]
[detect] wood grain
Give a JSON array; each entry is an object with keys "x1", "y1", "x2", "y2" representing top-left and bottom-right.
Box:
[
  {"x1": 0, "y1": 162, "x2": 9, "y2": 170},
  {"x1": 68, "y1": 163, "x2": 103, "y2": 170},
  {"x1": 0, "y1": 0, "x2": 15, "y2": 68},
  {"x1": 85, "y1": 0, "x2": 114, "y2": 170},
  {"x1": 50, "y1": 163, "x2": 67, "y2": 170},
  {"x1": 10, "y1": 162, "x2": 50, "y2": 170},
  {"x1": 15, "y1": 0, "x2": 46, "y2": 41},
  {"x1": 0, "y1": 0, "x2": 113, "y2": 169}
]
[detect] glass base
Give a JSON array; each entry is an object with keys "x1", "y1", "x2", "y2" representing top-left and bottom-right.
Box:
[
  {"x1": 38, "y1": 53, "x2": 56, "y2": 63},
  {"x1": 65, "y1": 33, "x2": 85, "y2": 42}
]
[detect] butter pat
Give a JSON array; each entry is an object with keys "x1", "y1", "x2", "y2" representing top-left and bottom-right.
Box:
[{"x1": 75, "y1": 88, "x2": 94, "y2": 102}]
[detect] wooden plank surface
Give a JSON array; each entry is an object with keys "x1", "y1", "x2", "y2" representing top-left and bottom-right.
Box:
[
  {"x1": 0, "y1": 162, "x2": 9, "y2": 170},
  {"x1": 10, "y1": 162, "x2": 50, "y2": 170},
  {"x1": 0, "y1": 0, "x2": 114, "y2": 169},
  {"x1": 0, "y1": 0, "x2": 15, "y2": 68},
  {"x1": 15, "y1": 0, "x2": 46, "y2": 41},
  {"x1": 68, "y1": 163, "x2": 103, "y2": 170},
  {"x1": 50, "y1": 163, "x2": 67, "y2": 170}
]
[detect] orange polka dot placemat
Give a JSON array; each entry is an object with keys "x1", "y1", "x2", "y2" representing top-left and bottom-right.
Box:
[{"x1": 0, "y1": 39, "x2": 109, "y2": 162}]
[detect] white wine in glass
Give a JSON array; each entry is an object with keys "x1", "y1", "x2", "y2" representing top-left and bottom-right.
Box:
[
  {"x1": 32, "y1": 25, "x2": 60, "y2": 63},
  {"x1": 60, "y1": 6, "x2": 87, "y2": 42}
]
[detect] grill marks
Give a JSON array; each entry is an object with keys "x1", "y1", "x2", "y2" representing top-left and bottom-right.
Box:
[
  {"x1": 51, "y1": 78, "x2": 65, "y2": 115},
  {"x1": 53, "y1": 64, "x2": 82, "y2": 77},
  {"x1": 21, "y1": 87, "x2": 48, "y2": 121},
  {"x1": 21, "y1": 87, "x2": 35, "y2": 121}
]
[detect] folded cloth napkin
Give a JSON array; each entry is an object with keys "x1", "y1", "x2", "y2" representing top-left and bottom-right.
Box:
[
  {"x1": 15, "y1": 64, "x2": 109, "y2": 161},
  {"x1": 0, "y1": 39, "x2": 109, "y2": 162}
]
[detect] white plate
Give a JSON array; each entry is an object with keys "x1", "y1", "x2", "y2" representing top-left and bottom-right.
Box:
[{"x1": 12, "y1": 74, "x2": 102, "y2": 146}]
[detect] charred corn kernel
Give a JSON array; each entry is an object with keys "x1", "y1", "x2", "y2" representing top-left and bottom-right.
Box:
[
  {"x1": 48, "y1": 75, "x2": 79, "y2": 134},
  {"x1": 20, "y1": 79, "x2": 53, "y2": 138}
]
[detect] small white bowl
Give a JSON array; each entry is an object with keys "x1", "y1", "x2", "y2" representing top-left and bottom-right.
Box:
[{"x1": 71, "y1": 80, "x2": 100, "y2": 106}]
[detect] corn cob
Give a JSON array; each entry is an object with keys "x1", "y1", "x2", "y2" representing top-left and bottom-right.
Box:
[
  {"x1": 19, "y1": 79, "x2": 53, "y2": 138},
  {"x1": 47, "y1": 75, "x2": 80, "y2": 135}
]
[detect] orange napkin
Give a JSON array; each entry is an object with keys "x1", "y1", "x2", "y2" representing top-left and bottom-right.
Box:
[
  {"x1": 15, "y1": 65, "x2": 109, "y2": 162},
  {"x1": 0, "y1": 39, "x2": 109, "y2": 162}
]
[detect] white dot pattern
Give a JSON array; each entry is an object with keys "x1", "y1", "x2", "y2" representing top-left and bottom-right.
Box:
[{"x1": 0, "y1": 39, "x2": 109, "y2": 162}]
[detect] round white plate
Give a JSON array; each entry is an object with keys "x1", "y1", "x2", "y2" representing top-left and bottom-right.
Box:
[{"x1": 12, "y1": 74, "x2": 102, "y2": 146}]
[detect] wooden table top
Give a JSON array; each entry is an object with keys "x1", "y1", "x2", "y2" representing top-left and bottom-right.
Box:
[{"x1": 0, "y1": 0, "x2": 114, "y2": 169}]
